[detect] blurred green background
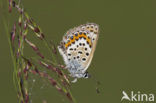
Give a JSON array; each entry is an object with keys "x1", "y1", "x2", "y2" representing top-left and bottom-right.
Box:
[{"x1": 0, "y1": 0, "x2": 156, "y2": 103}]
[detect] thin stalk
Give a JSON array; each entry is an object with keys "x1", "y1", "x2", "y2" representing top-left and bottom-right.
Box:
[{"x1": 3, "y1": 14, "x2": 21, "y2": 101}]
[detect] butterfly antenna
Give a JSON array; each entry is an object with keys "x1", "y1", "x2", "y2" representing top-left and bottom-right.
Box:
[{"x1": 89, "y1": 62, "x2": 102, "y2": 94}]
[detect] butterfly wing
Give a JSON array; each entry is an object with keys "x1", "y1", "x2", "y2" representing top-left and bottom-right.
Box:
[{"x1": 58, "y1": 23, "x2": 99, "y2": 78}]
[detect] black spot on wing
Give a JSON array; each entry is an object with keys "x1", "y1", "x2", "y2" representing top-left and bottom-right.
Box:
[
  {"x1": 82, "y1": 58, "x2": 86, "y2": 61},
  {"x1": 83, "y1": 43, "x2": 85, "y2": 46},
  {"x1": 68, "y1": 53, "x2": 71, "y2": 56},
  {"x1": 78, "y1": 51, "x2": 83, "y2": 54},
  {"x1": 86, "y1": 52, "x2": 89, "y2": 56},
  {"x1": 69, "y1": 48, "x2": 73, "y2": 51}
]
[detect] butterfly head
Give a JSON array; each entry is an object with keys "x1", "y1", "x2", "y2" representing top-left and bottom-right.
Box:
[{"x1": 83, "y1": 71, "x2": 91, "y2": 78}]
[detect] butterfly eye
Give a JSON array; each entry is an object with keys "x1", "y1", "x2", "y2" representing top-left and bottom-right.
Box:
[
  {"x1": 84, "y1": 72, "x2": 91, "y2": 78},
  {"x1": 79, "y1": 32, "x2": 82, "y2": 35},
  {"x1": 84, "y1": 72, "x2": 88, "y2": 78}
]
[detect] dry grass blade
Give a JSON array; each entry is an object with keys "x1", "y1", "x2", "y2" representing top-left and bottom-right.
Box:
[{"x1": 6, "y1": 0, "x2": 77, "y2": 103}]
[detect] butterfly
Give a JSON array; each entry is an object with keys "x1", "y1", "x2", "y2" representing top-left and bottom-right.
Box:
[{"x1": 58, "y1": 23, "x2": 99, "y2": 82}]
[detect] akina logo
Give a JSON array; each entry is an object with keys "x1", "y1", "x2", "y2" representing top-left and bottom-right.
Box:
[{"x1": 121, "y1": 91, "x2": 155, "y2": 102}]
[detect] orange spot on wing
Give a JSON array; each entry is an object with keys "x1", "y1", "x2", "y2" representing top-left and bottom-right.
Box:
[{"x1": 64, "y1": 33, "x2": 92, "y2": 48}]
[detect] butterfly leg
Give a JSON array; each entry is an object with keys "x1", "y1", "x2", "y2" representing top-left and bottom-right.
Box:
[{"x1": 71, "y1": 78, "x2": 77, "y2": 83}]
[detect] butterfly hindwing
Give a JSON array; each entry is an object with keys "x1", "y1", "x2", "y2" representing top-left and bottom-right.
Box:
[{"x1": 58, "y1": 23, "x2": 99, "y2": 78}]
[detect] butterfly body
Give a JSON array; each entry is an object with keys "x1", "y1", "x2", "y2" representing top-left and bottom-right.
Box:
[{"x1": 58, "y1": 23, "x2": 99, "y2": 82}]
